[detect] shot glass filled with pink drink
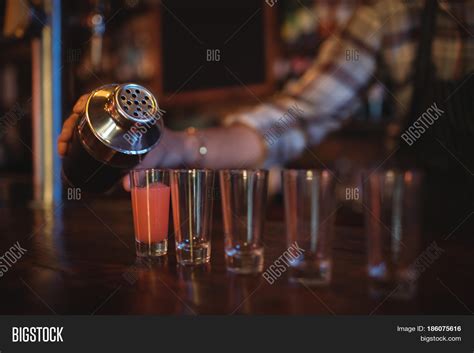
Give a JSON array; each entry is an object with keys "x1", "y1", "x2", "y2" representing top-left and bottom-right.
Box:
[{"x1": 130, "y1": 169, "x2": 171, "y2": 257}]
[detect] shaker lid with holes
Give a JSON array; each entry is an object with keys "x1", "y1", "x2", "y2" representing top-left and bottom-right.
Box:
[{"x1": 83, "y1": 83, "x2": 163, "y2": 155}]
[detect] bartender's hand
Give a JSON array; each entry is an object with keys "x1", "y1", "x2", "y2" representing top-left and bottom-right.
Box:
[{"x1": 57, "y1": 94, "x2": 89, "y2": 157}]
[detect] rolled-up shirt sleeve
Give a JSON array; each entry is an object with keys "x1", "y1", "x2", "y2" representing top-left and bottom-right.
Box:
[{"x1": 224, "y1": 4, "x2": 383, "y2": 167}]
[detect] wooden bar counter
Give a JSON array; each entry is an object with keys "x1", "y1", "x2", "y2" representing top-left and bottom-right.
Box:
[{"x1": 0, "y1": 180, "x2": 473, "y2": 315}]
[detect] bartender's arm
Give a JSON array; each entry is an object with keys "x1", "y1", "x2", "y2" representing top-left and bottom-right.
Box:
[{"x1": 58, "y1": 106, "x2": 265, "y2": 168}]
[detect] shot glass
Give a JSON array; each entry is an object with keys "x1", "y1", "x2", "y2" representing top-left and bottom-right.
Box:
[
  {"x1": 219, "y1": 170, "x2": 268, "y2": 274},
  {"x1": 363, "y1": 169, "x2": 423, "y2": 299},
  {"x1": 282, "y1": 169, "x2": 337, "y2": 286},
  {"x1": 171, "y1": 169, "x2": 215, "y2": 265},
  {"x1": 130, "y1": 169, "x2": 171, "y2": 257}
]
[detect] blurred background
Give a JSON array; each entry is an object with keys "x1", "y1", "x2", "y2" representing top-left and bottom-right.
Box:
[{"x1": 1, "y1": 0, "x2": 392, "y2": 207}]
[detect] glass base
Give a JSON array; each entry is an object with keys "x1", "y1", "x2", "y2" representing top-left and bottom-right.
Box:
[
  {"x1": 225, "y1": 247, "x2": 264, "y2": 274},
  {"x1": 135, "y1": 239, "x2": 167, "y2": 257},
  {"x1": 176, "y1": 241, "x2": 210, "y2": 265},
  {"x1": 289, "y1": 259, "x2": 331, "y2": 286},
  {"x1": 368, "y1": 265, "x2": 417, "y2": 300}
]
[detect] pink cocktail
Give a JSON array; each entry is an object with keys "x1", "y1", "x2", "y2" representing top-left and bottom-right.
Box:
[{"x1": 130, "y1": 169, "x2": 171, "y2": 257}]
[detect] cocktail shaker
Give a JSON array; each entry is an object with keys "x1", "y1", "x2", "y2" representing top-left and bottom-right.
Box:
[{"x1": 62, "y1": 83, "x2": 163, "y2": 193}]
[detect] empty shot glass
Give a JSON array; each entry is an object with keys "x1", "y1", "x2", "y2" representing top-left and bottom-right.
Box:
[
  {"x1": 363, "y1": 169, "x2": 423, "y2": 299},
  {"x1": 130, "y1": 169, "x2": 171, "y2": 257},
  {"x1": 171, "y1": 169, "x2": 215, "y2": 265},
  {"x1": 219, "y1": 170, "x2": 268, "y2": 274},
  {"x1": 282, "y1": 169, "x2": 337, "y2": 286}
]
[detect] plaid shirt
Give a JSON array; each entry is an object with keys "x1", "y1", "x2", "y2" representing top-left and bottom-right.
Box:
[{"x1": 225, "y1": 0, "x2": 474, "y2": 166}]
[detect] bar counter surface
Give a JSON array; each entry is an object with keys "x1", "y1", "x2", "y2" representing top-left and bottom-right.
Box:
[{"x1": 0, "y1": 190, "x2": 473, "y2": 315}]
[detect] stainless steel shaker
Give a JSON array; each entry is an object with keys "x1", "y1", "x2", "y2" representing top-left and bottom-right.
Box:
[{"x1": 62, "y1": 83, "x2": 163, "y2": 193}]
